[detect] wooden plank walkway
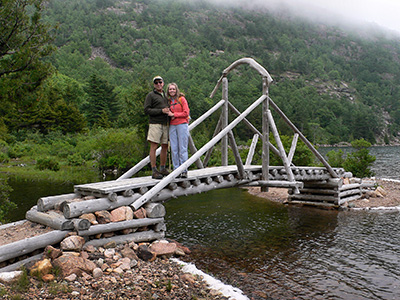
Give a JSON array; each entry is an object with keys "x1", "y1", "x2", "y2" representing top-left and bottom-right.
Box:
[{"x1": 74, "y1": 165, "x2": 348, "y2": 196}]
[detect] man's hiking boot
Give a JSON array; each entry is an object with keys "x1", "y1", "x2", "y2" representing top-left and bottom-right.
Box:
[
  {"x1": 152, "y1": 170, "x2": 163, "y2": 179},
  {"x1": 159, "y1": 168, "x2": 170, "y2": 176}
]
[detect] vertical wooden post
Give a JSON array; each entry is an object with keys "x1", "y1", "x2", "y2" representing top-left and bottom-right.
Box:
[
  {"x1": 221, "y1": 77, "x2": 228, "y2": 166},
  {"x1": 261, "y1": 77, "x2": 269, "y2": 192}
]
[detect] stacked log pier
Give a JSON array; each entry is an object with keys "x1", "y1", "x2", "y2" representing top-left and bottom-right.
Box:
[
  {"x1": 0, "y1": 194, "x2": 167, "y2": 269},
  {"x1": 287, "y1": 178, "x2": 362, "y2": 207}
]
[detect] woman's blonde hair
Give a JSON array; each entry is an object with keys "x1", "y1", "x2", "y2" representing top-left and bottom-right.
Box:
[{"x1": 166, "y1": 82, "x2": 185, "y2": 99}]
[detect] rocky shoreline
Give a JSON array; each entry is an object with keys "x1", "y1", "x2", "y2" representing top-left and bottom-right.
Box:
[{"x1": 0, "y1": 235, "x2": 235, "y2": 300}]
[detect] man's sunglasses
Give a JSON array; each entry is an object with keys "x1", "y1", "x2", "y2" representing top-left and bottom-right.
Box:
[{"x1": 154, "y1": 81, "x2": 163, "y2": 84}]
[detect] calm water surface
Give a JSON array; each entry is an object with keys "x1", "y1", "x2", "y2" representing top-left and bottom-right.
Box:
[{"x1": 7, "y1": 146, "x2": 400, "y2": 299}]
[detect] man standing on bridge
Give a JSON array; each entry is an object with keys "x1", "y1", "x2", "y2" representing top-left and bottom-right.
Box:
[{"x1": 144, "y1": 76, "x2": 171, "y2": 179}]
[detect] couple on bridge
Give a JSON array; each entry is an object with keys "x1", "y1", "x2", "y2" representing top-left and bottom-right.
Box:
[{"x1": 144, "y1": 76, "x2": 190, "y2": 180}]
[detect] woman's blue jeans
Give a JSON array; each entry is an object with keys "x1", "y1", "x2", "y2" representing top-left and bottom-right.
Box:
[{"x1": 169, "y1": 123, "x2": 189, "y2": 171}]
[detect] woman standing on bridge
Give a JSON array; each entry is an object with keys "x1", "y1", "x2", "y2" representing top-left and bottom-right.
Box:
[{"x1": 166, "y1": 83, "x2": 190, "y2": 178}]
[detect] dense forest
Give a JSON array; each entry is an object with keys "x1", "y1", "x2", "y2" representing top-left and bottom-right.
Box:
[{"x1": 2, "y1": 0, "x2": 400, "y2": 175}]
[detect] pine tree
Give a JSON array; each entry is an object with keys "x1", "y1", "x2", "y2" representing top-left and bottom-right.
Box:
[{"x1": 83, "y1": 74, "x2": 120, "y2": 128}]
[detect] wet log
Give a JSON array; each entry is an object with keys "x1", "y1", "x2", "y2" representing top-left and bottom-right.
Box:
[
  {"x1": 246, "y1": 180, "x2": 303, "y2": 189},
  {"x1": 37, "y1": 193, "x2": 79, "y2": 212},
  {"x1": 0, "y1": 230, "x2": 69, "y2": 263},
  {"x1": 144, "y1": 203, "x2": 166, "y2": 218},
  {"x1": 288, "y1": 194, "x2": 337, "y2": 202},
  {"x1": 338, "y1": 194, "x2": 362, "y2": 205},
  {"x1": 78, "y1": 218, "x2": 164, "y2": 236},
  {"x1": 84, "y1": 230, "x2": 165, "y2": 247},
  {"x1": 26, "y1": 208, "x2": 74, "y2": 230}
]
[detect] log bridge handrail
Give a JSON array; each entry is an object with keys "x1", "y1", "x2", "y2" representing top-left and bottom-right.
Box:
[{"x1": 114, "y1": 57, "x2": 339, "y2": 210}]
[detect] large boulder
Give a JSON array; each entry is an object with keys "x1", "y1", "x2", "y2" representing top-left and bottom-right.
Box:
[{"x1": 52, "y1": 255, "x2": 96, "y2": 277}]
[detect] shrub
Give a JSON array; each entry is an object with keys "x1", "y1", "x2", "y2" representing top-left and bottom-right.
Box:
[
  {"x1": 326, "y1": 149, "x2": 345, "y2": 167},
  {"x1": 343, "y1": 139, "x2": 376, "y2": 178},
  {"x1": 67, "y1": 153, "x2": 85, "y2": 166},
  {"x1": 36, "y1": 157, "x2": 60, "y2": 171},
  {"x1": 0, "y1": 175, "x2": 16, "y2": 224}
]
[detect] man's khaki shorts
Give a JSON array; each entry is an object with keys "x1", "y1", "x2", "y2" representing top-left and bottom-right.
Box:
[{"x1": 147, "y1": 124, "x2": 169, "y2": 144}]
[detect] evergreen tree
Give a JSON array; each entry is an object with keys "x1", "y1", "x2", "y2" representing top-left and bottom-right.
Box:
[{"x1": 83, "y1": 74, "x2": 120, "y2": 128}]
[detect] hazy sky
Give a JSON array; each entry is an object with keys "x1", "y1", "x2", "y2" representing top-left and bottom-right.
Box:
[
  {"x1": 213, "y1": 0, "x2": 400, "y2": 34},
  {"x1": 295, "y1": 0, "x2": 400, "y2": 33}
]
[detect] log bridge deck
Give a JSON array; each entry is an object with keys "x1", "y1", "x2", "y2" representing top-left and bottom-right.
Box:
[{"x1": 74, "y1": 165, "x2": 358, "y2": 209}]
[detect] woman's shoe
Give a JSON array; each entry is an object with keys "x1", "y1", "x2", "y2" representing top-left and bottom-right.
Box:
[{"x1": 181, "y1": 171, "x2": 188, "y2": 178}]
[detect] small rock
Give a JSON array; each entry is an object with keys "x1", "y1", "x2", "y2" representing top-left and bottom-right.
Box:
[
  {"x1": 104, "y1": 241, "x2": 117, "y2": 249},
  {"x1": 376, "y1": 186, "x2": 387, "y2": 196},
  {"x1": 110, "y1": 206, "x2": 134, "y2": 222},
  {"x1": 104, "y1": 248, "x2": 115, "y2": 258},
  {"x1": 60, "y1": 235, "x2": 86, "y2": 251},
  {"x1": 52, "y1": 255, "x2": 96, "y2": 277},
  {"x1": 137, "y1": 245, "x2": 156, "y2": 262},
  {"x1": 42, "y1": 273, "x2": 55, "y2": 282},
  {"x1": 65, "y1": 274, "x2": 77, "y2": 282},
  {"x1": 0, "y1": 271, "x2": 23, "y2": 284},
  {"x1": 93, "y1": 267, "x2": 103, "y2": 278},
  {"x1": 149, "y1": 240, "x2": 177, "y2": 257},
  {"x1": 44, "y1": 245, "x2": 63, "y2": 260},
  {"x1": 95, "y1": 210, "x2": 112, "y2": 224},
  {"x1": 180, "y1": 273, "x2": 196, "y2": 285},
  {"x1": 133, "y1": 207, "x2": 147, "y2": 219},
  {"x1": 113, "y1": 267, "x2": 124, "y2": 275},
  {"x1": 30, "y1": 258, "x2": 52, "y2": 277},
  {"x1": 174, "y1": 248, "x2": 186, "y2": 256},
  {"x1": 119, "y1": 257, "x2": 131, "y2": 270},
  {"x1": 80, "y1": 213, "x2": 98, "y2": 225},
  {"x1": 83, "y1": 244, "x2": 96, "y2": 253},
  {"x1": 121, "y1": 245, "x2": 138, "y2": 260}
]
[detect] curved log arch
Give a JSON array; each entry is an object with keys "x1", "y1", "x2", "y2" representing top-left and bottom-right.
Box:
[{"x1": 210, "y1": 57, "x2": 273, "y2": 98}]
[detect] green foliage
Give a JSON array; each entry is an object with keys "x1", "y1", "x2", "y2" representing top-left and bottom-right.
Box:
[
  {"x1": 36, "y1": 157, "x2": 60, "y2": 171},
  {"x1": 92, "y1": 128, "x2": 146, "y2": 172},
  {"x1": 0, "y1": 0, "x2": 56, "y2": 130},
  {"x1": 67, "y1": 153, "x2": 85, "y2": 166},
  {"x1": 12, "y1": 267, "x2": 29, "y2": 293},
  {"x1": 326, "y1": 149, "x2": 345, "y2": 167},
  {"x1": 0, "y1": 175, "x2": 17, "y2": 224},
  {"x1": 343, "y1": 139, "x2": 376, "y2": 178},
  {"x1": 269, "y1": 135, "x2": 314, "y2": 166},
  {"x1": 83, "y1": 74, "x2": 120, "y2": 128}
]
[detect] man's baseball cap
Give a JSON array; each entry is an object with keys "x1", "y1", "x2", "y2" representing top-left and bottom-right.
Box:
[{"x1": 153, "y1": 76, "x2": 163, "y2": 83}]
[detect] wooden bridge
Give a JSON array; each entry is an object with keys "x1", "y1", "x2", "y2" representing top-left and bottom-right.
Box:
[
  {"x1": 0, "y1": 58, "x2": 362, "y2": 270},
  {"x1": 71, "y1": 57, "x2": 359, "y2": 210}
]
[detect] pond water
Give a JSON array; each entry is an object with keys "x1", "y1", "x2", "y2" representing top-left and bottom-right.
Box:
[{"x1": 6, "y1": 146, "x2": 400, "y2": 299}]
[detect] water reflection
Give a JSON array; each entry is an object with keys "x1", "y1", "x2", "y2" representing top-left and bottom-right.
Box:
[{"x1": 165, "y1": 188, "x2": 400, "y2": 300}]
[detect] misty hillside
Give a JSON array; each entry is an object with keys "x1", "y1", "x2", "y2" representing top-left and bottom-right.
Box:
[{"x1": 25, "y1": 0, "x2": 400, "y2": 144}]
